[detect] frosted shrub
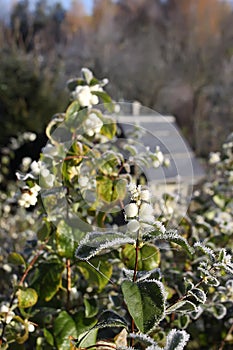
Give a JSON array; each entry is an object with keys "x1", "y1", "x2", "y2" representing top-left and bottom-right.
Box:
[{"x1": 0, "y1": 69, "x2": 232, "y2": 350}]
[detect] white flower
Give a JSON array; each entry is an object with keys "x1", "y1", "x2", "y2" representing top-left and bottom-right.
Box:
[
  {"x1": 28, "y1": 323, "x2": 35, "y2": 332},
  {"x1": 30, "y1": 160, "x2": 42, "y2": 175},
  {"x1": 139, "y1": 203, "x2": 154, "y2": 219},
  {"x1": 124, "y1": 203, "x2": 138, "y2": 218},
  {"x1": 0, "y1": 305, "x2": 15, "y2": 324},
  {"x1": 209, "y1": 152, "x2": 221, "y2": 164},
  {"x1": 79, "y1": 176, "x2": 89, "y2": 187},
  {"x1": 140, "y1": 189, "x2": 150, "y2": 201},
  {"x1": 21, "y1": 157, "x2": 32, "y2": 171},
  {"x1": 127, "y1": 219, "x2": 140, "y2": 232},
  {"x1": 18, "y1": 184, "x2": 41, "y2": 208},
  {"x1": 84, "y1": 113, "x2": 103, "y2": 136},
  {"x1": 153, "y1": 160, "x2": 160, "y2": 168},
  {"x1": 155, "y1": 146, "x2": 164, "y2": 163},
  {"x1": 73, "y1": 85, "x2": 99, "y2": 107},
  {"x1": 41, "y1": 168, "x2": 55, "y2": 187}
]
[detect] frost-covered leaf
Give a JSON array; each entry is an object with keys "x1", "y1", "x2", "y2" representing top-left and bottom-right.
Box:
[
  {"x1": 75, "y1": 231, "x2": 135, "y2": 260},
  {"x1": 122, "y1": 280, "x2": 166, "y2": 333},
  {"x1": 166, "y1": 300, "x2": 197, "y2": 315},
  {"x1": 210, "y1": 304, "x2": 227, "y2": 319},
  {"x1": 188, "y1": 288, "x2": 206, "y2": 304},
  {"x1": 123, "y1": 268, "x2": 161, "y2": 282},
  {"x1": 154, "y1": 232, "x2": 194, "y2": 257},
  {"x1": 164, "y1": 329, "x2": 190, "y2": 350},
  {"x1": 194, "y1": 242, "x2": 216, "y2": 261}
]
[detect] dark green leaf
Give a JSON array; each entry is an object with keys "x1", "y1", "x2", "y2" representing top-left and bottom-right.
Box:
[
  {"x1": 54, "y1": 311, "x2": 78, "y2": 350},
  {"x1": 188, "y1": 288, "x2": 206, "y2": 304},
  {"x1": 154, "y1": 232, "x2": 194, "y2": 257},
  {"x1": 122, "y1": 280, "x2": 166, "y2": 333},
  {"x1": 166, "y1": 300, "x2": 197, "y2": 314},
  {"x1": 75, "y1": 231, "x2": 134, "y2": 260},
  {"x1": 84, "y1": 298, "x2": 98, "y2": 318},
  {"x1": 44, "y1": 328, "x2": 54, "y2": 346},
  {"x1": 8, "y1": 252, "x2": 25, "y2": 266},
  {"x1": 77, "y1": 257, "x2": 112, "y2": 292},
  {"x1": 32, "y1": 261, "x2": 65, "y2": 301}
]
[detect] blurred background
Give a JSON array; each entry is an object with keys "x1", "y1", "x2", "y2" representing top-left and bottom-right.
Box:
[{"x1": 0, "y1": 0, "x2": 233, "y2": 157}]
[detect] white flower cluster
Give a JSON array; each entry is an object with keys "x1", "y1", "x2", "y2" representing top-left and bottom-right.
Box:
[
  {"x1": 209, "y1": 152, "x2": 221, "y2": 165},
  {"x1": 71, "y1": 68, "x2": 109, "y2": 108},
  {"x1": 84, "y1": 113, "x2": 103, "y2": 136},
  {"x1": 18, "y1": 184, "x2": 41, "y2": 208},
  {"x1": 0, "y1": 304, "x2": 15, "y2": 324},
  {"x1": 153, "y1": 146, "x2": 164, "y2": 168},
  {"x1": 125, "y1": 184, "x2": 166, "y2": 234}
]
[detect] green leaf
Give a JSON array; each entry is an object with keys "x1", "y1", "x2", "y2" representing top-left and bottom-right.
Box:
[
  {"x1": 73, "y1": 311, "x2": 126, "y2": 349},
  {"x1": 210, "y1": 304, "x2": 227, "y2": 319},
  {"x1": 188, "y1": 288, "x2": 206, "y2": 304},
  {"x1": 17, "y1": 288, "x2": 38, "y2": 308},
  {"x1": 75, "y1": 231, "x2": 135, "y2": 260},
  {"x1": 44, "y1": 328, "x2": 54, "y2": 346},
  {"x1": 92, "y1": 90, "x2": 112, "y2": 104},
  {"x1": 122, "y1": 280, "x2": 166, "y2": 333},
  {"x1": 77, "y1": 257, "x2": 112, "y2": 292},
  {"x1": 100, "y1": 120, "x2": 117, "y2": 139},
  {"x1": 166, "y1": 300, "x2": 197, "y2": 315},
  {"x1": 121, "y1": 243, "x2": 160, "y2": 271},
  {"x1": 213, "y1": 194, "x2": 225, "y2": 209},
  {"x1": 8, "y1": 252, "x2": 26, "y2": 266},
  {"x1": 178, "y1": 314, "x2": 190, "y2": 329},
  {"x1": 32, "y1": 261, "x2": 65, "y2": 301},
  {"x1": 96, "y1": 176, "x2": 114, "y2": 203},
  {"x1": 56, "y1": 220, "x2": 74, "y2": 258},
  {"x1": 74, "y1": 310, "x2": 97, "y2": 337},
  {"x1": 84, "y1": 298, "x2": 98, "y2": 318},
  {"x1": 123, "y1": 268, "x2": 161, "y2": 282},
  {"x1": 54, "y1": 311, "x2": 78, "y2": 350},
  {"x1": 154, "y1": 232, "x2": 194, "y2": 257},
  {"x1": 93, "y1": 310, "x2": 128, "y2": 331}
]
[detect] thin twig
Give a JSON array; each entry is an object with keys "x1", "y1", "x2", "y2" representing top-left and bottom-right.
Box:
[
  {"x1": 66, "y1": 258, "x2": 71, "y2": 310},
  {"x1": 218, "y1": 323, "x2": 233, "y2": 350}
]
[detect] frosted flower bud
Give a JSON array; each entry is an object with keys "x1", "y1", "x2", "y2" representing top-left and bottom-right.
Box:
[
  {"x1": 209, "y1": 152, "x2": 221, "y2": 164},
  {"x1": 140, "y1": 215, "x2": 155, "y2": 228},
  {"x1": 127, "y1": 219, "x2": 140, "y2": 232},
  {"x1": 139, "y1": 203, "x2": 154, "y2": 219},
  {"x1": 28, "y1": 323, "x2": 35, "y2": 333},
  {"x1": 0, "y1": 305, "x2": 15, "y2": 324},
  {"x1": 30, "y1": 160, "x2": 42, "y2": 175},
  {"x1": 124, "y1": 203, "x2": 138, "y2": 218},
  {"x1": 81, "y1": 68, "x2": 93, "y2": 84},
  {"x1": 153, "y1": 160, "x2": 160, "y2": 168},
  {"x1": 79, "y1": 176, "x2": 89, "y2": 187},
  {"x1": 90, "y1": 94, "x2": 99, "y2": 106},
  {"x1": 140, "y1": 189, "x2": 150, "y2": 201}
]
